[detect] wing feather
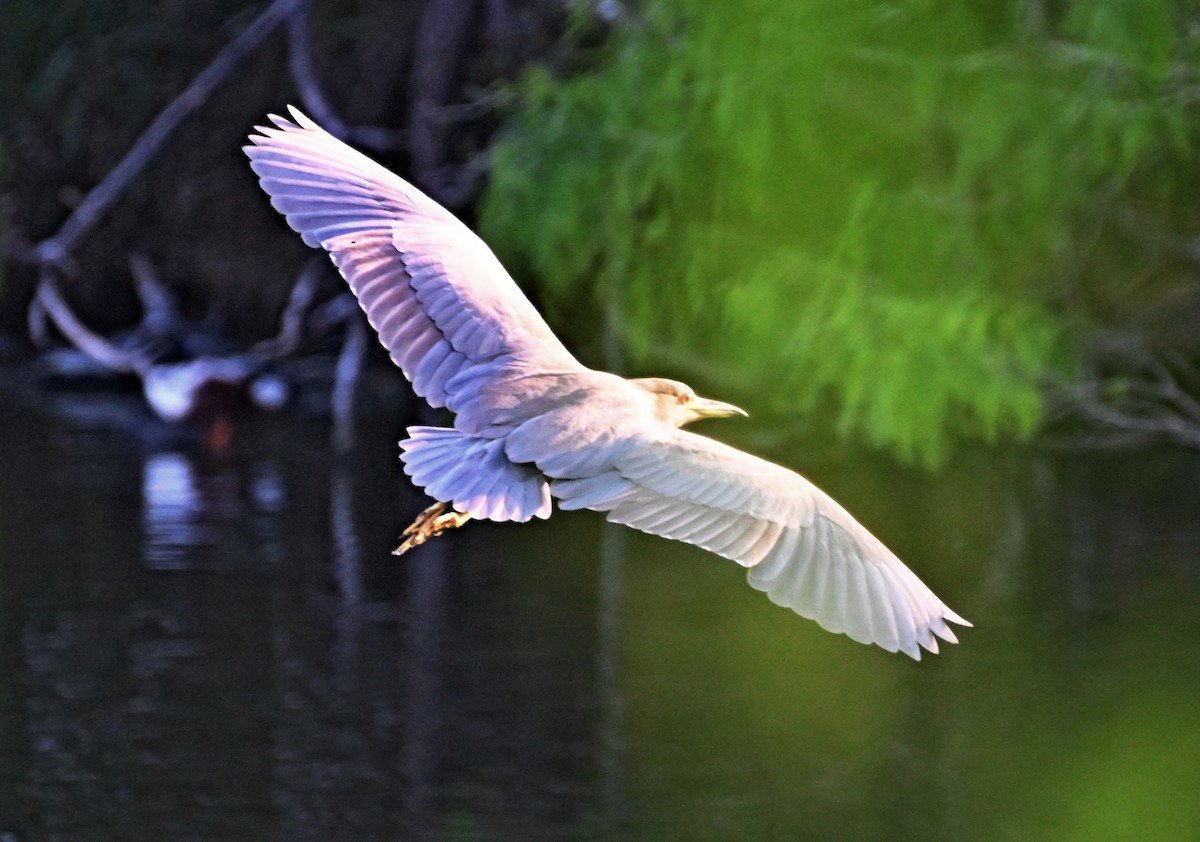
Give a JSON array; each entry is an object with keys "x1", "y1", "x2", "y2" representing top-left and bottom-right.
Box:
[
  {"x1": 648, "y1": 504, "x2": 718, "y2": 540},
  {"x1": 550, "y1": 426, "x2": 969, "y2": 658},
  {"x1": 246, "y1": 108, "x2": 582, "y2": 412},
  {"x1": 864, "y1": 565, "x2": 900, "y2": 652}
]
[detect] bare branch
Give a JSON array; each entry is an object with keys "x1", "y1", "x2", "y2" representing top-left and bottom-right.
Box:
[
  {"x1": 128, "y1": 252, "x2": 184, "y2": 337},
  {"x1": 1111, "y1": 205, "x2": 1200, "y2": 272},
  {"x1": 309, "y1": 293, "x2": 363, "y2": 336},
  {"x1": 409, "y1": 0, "x2": 483, "y2": 204},
  {"x1": 284, "y1": 0, "x2": 347, "y2": 137},
  {"x1": 26, "y1": 293, "x2": 53, "y2": 350},
  {"x1": 251, "y1": 256, "x2": 326, "y2": 359},
  {"x1": 1046, "y1": 337, "x2": 1200, "y2": 451},
  {"x1": 34, "y1": 271, "x2": 151, "y2": 375},
  {"x1": 34, "y1": 0, "x2": 306, "y2": 268},
  {"x1": 285, "y1": 0, "x2": 405, "y2": 151},
  {"x1": 23, "y1": 0, "x2": 309, "y2": 376}
]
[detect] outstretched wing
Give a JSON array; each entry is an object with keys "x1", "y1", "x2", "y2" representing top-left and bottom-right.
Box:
[
  {"x1": 245, "y1": 107, "x2": 582, "y2": 410},
  {"x1": 552, "y1": 428, "x2": 970, "y2": 659}
]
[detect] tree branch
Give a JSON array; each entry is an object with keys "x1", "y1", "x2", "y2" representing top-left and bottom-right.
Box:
[
  {"x1": 1046, "y1": 333, "x2": 1200, "y2": 450},
  {"x1": 1110, "y1": 205, "x2": 1200, "y2": 272},
  {"x1": 250, "y1": 256, "x2": 325, "y2": 359},
  {"x1": 34, "y1": 0, "x2": 306, "y2": 270},
  {"x1": 409, "y1": 0, "x2": 483, "y2": 205},
  {"x1": 285, "y1": 0, "x2": 404, "y2": 151},
  {"x1": 34, "y1": 270, "x2": 150, "y2": 375}
]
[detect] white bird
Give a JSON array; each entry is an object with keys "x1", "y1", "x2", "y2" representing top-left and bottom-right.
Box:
[{"x1": 246, "y1": 107, "x2": 970, "y2": 659}]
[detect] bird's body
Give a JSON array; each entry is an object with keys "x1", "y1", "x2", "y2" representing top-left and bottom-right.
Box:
[{"x1": 246, "y1": 108, "x2": 970, "y2": 659}]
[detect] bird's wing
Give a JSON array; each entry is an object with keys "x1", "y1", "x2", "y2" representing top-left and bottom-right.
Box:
[
  {"x1": 245, "y1": 108, "x2": 581, "y2": 409},
  {"x1": 552, "y1": 428, "x2": 970, "y2": 658}
]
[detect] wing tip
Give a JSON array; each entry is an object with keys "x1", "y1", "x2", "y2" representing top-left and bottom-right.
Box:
[
  {"x1": 245, "y1": 106, "x2": 321, "y2": 147},
  {"x1": 898, "y1": 605, "x2": 970, "y2": 659},
  {"x1": 944, "y1": 608, "x2": 973, "y2": 628},
  {"x1": 286, "y1": 104, "x2": 320, "y2": 130}
]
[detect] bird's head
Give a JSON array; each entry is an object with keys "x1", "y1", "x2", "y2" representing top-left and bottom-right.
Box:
[{"x1": 632, "y1": 377, "x2": 749, "y2": 428}]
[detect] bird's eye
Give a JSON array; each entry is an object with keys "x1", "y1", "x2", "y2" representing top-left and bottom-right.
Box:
[{"x1": 677, "y1": 392, "x2": 693, "y2": 405}]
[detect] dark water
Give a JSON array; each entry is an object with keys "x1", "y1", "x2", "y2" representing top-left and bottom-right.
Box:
[{"x1": 1, "y1": 398, "x2": 1198, "y2": 841}]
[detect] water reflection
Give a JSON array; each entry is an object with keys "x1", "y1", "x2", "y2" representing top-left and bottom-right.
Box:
[
  {"x1": 0, "y1": 404, "x2": 611, "y2": 839},
  {"x1": 139, "y1": 450, "x2": 286, "y2": 570},
  {"x1": 0, "y1": 402, "x2": 1198, "y2": 840}
]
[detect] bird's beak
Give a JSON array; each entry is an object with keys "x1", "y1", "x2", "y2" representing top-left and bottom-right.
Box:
[{"x1": 693, "y1": 397, "x2": 749, "y2": 419}]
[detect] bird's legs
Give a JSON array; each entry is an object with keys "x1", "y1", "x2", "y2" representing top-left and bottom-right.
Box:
[{"x1": 393, "y1": 501, "x2": 474, "y2": 555}]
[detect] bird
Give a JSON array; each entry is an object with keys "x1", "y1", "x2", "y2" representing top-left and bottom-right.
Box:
[{"x1": 245, "y1": 107, "x2": 970, "y2": 659}]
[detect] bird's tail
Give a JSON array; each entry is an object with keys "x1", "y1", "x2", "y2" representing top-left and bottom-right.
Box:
[{"x1": 399, "y1": 427, "x2": 552, "y2": 523}]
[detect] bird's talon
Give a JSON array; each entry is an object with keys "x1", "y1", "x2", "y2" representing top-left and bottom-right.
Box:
[{"x1": 393, "y1": 502, "x2": 472, "y2": 555}]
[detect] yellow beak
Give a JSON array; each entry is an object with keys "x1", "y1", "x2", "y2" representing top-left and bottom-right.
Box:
[{"x1": 694, "y1": 397, "x2": 749, "y2": 418}]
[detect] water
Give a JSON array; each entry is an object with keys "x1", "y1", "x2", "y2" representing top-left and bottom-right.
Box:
[{"x1": 1, "y1": 398, "x2": 1198, "y2": 841}]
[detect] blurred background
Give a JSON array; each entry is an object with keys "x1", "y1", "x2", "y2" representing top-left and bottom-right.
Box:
[{"x1": 1, "y1": 1, "x2": 1199, "y2": 839}]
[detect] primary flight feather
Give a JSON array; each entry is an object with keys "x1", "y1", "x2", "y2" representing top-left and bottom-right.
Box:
[{"x1": 246, "y1": 107, "x2": 970, "y2": 659}]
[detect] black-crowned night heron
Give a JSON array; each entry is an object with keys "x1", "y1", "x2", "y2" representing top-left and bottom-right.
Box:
[{"x1": 246, "y1": 108, "x2": 970, "y2": 659}]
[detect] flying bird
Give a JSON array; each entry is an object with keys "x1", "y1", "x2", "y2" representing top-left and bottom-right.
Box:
[{"x1": 246, "y1": 107, "x2": 970, "y2": 659}]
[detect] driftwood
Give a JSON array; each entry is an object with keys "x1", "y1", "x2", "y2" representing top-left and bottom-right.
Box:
[{"x1": 33, "y1": 251, "x2": 335, "y2": 409}]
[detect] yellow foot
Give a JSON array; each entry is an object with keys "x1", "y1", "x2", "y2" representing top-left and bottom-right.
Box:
[{"x1": 393, "y1": 501, "x2": 474, "y2": 556}]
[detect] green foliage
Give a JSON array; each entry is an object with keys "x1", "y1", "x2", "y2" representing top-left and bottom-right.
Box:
[{"x1": 482, "y1": 0, "x2": 1196, "y2": 466}]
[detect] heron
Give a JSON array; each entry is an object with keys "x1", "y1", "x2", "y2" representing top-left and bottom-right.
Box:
[{"x1": 246, "y1": 107, "x2": 970, "y2": 659}]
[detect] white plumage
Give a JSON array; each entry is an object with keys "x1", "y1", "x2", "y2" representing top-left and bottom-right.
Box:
[{"x1": 246, "y1": 107, "x2": 970, "y2": 659}]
